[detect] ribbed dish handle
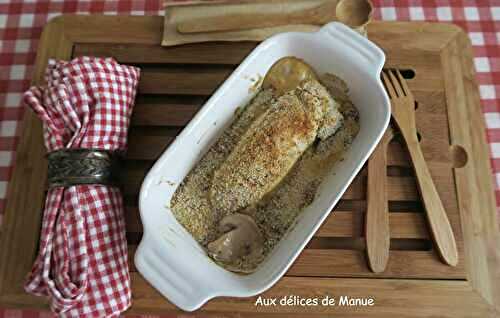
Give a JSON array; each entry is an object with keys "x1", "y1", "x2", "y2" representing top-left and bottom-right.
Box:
[
  {"x1": 318, "y1": 22, "x2": 385, "y2": 78},
  {"x1": 135, "y1": 234, "x2": 215, "y2": 311}
]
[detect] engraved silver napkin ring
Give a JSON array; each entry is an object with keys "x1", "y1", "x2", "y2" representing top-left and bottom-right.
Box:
[{"x1": 47, "y1": 149, "x2": 123, "y2": 188}]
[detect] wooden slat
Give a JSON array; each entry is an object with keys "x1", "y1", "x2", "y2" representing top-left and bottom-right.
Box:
[
  {"x1": 316, "y1": 211, "x2": 428, "y2": 239},
  {"x1": 305, "y1": 237, "x2": 431, "y2": 251},
  {"x1": 389, "y1": 213, "x2": 428, "y2": 238},
  {"x1": 287, "y1": 249, "x2": 465, "y2": 279},
  {"x1": 127, "y1": 133, "x2": 174, "y2": 160},
  {"x1": 73, "y1": 42, "x2": 257, "y2": 65},
  {"x1": 124, "y1": 130, "x2": 455, "y2": 165},
  {"x1": 441, "y1": 30, "x2": 500, "y2": 309},
  {"x1": 340, "y1": 174, "x2": 452, "y2": 201},
  {"x1": 120, "y1": 160, "x2": 459, "y2": 204},
  {"x1": 139, "y1": 66, "x2": 234, "y2": 95},
  {"x1": 386, "y1": 177, "x2": 418, "y2": 201},
  {"x1": 125, "y1": 206, "x2": 143, "y2": 233},
  {"x1": 368, "y1": 21, "x2": 461, "y2": 52},
  {"x1": 125, "y1": 199, "x2": 370, "y2": 236},
  {"x1": 128, "y1": 273, "x2": 491, "y2": 317},
  {"x1": 386, "y1": 73, "x2": 444, "y2": 93},
  {"x1": 413, "y1": 90, "x2": 448, "y2": 114},
  {"x1": 125, "y1": 105, "x2": 454, "y2": 155},
  {"x1": 1, "y1": 273, "x2": 490, "y2": 317},
  {"x1": 0, "y1": 16, "x2": 72, "y2": 299},
  {"x1": 129, "y1": 102, "x2": 451, "y2": 142},
  {"x1": 383, "y1": 60, "x2": 444, "y2": 93},
  {"x1": 132, "y1": 102, "x2": 201, "y2": 126},
  {"x1": 126, "y1": 245, "x2": 464, "y2": 279},
  {"x1": 125, "y1": 208, "x2": 429, "y2": 239}
]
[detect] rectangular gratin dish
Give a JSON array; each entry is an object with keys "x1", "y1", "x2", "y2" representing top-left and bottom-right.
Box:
[{"x1": 135, "y1": 22, "x2": 390, "y2": 311}]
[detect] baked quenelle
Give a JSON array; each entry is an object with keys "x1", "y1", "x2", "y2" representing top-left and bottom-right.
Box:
[{"x1": 171, "y1": 57, "x2": 360, "y2": 273}]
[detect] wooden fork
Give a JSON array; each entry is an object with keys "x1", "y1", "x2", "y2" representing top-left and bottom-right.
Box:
[
  {"x1": 381, "y1": 69, "x2": 458, "y2": 267},
  {"x1": 366, "y1": 126, "x2": 394, "y2": 273}
]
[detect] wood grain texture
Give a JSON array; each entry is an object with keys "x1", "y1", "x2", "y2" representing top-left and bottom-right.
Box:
[
  {"x1": 127, "y1": 275, "x2": 494, "y2": 318},
  {"x1": 440, "y1": 28, "x2": 500, "y2": 309},
  {"x1": 1, "y1": 274, "x2": 494, "y2": 317},
  {"x1": 126, "y1": 274, "x2": 494, "y2": 317},
  {"x1": 0, "y1": 16, "x2": 498, "y2": 316},
  {"x1": 0, "y1": 16, "x2": 72, "y2": 300},
  {"x1": 73, "y1": 42, "x2": 257, "y2": 65},
  {"x1": 118, "y1": 161, "x2": 460, "y2": 204},
  {"x1": 163, "y1": 19, "x2": 320, "y2": 46},
  {"x1": 366, "y1": 127, "x2": 394, "y2": 273},
  {"x1": 124, "y1": 206, "x2": 429, "y2": 239},
  {"x1": 171, "y1": 0, "x2": 338, "y2": 34},
  {"x1": 128, "y1": 245, "x2": 465, "y2": 279},
  {"x1": 287, "y1": 249, "x2": 464, "y2": 279},
  {"x1": 139, "y1": 65, "x2": 234, "y2": 95}
]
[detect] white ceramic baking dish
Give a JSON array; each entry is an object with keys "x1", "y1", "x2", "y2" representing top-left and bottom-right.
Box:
[{"x1": 135, "y1": 22, "x2": 390, "y2": 311}]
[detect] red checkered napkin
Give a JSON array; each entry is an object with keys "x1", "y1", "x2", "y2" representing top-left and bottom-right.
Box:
[{"x1": 22, "y1": 56, "x2": 140, "y2": 317}]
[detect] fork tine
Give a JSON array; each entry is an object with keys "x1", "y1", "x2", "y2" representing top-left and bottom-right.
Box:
[
  {"x1": 395, "y1": 69, "x2": 413, "y2": 98},
  {"x1": 388, "y1": 70, "x2": 405, "y2": 97},
  {"x1": 381, "y1": 71, "x2": 397, "y2": 98}
]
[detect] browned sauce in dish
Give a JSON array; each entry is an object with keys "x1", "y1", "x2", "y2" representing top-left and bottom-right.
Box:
[
  {"x1": 262, "y1": 57, "x2": 317, "y2": 95},
  {"x1": 170, "y1": 57, "x2": 360, "y2": 273}
]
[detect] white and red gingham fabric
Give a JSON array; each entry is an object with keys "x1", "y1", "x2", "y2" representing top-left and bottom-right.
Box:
[
  {"x1": 0, "y1": 1, "x2": 499, "y2": 317},
  {"x1": 22, "y1": 56, "x2": 140, "y2": 317}
]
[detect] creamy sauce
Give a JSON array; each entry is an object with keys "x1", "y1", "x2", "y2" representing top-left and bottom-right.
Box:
[{"x1": 263, "y1": 57, "x2": 317, "y2": 95}]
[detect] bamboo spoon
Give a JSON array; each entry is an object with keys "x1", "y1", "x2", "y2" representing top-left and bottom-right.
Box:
[
  {"x1": 162, "y1": 0, "x2": 373, "y2": 46},
  {"x1": 167, "y1": 0, "x2": 373, "y2": 35},
  {"x1": 336, "y1": 0, "x2": 373, "y2": 36},
  {"x1": 366, "y1": 126, "x2": 394, "y2": 273},
  {"x1": 381, "y1": 69, "x2": 458, "y2": 267}
]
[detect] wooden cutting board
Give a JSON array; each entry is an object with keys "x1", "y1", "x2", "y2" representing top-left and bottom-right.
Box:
[{"x1": 0, "y1": 16, "x2": 499, "y2": 317}]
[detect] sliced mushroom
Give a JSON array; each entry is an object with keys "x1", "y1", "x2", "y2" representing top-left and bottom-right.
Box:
[{"x1": 207, "y1": 213, "x2": 264, "y2": 265}]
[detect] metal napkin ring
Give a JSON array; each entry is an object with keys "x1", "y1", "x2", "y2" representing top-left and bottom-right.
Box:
[{"x1": 47, "y1": 149, "x2": 123, "y2": 188}]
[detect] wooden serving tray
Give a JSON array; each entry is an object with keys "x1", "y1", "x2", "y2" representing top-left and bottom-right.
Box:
[{"x1": 0, "y1": 16, "x2": 499, "y2": 317}]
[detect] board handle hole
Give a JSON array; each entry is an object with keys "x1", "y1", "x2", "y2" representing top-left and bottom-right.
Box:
[
  {"x1": 399, "y1": 69, "x2": 416, "y2": 79},
  {"x1": 450, "y1": 145, "x2": 468, "y2": 168}
]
